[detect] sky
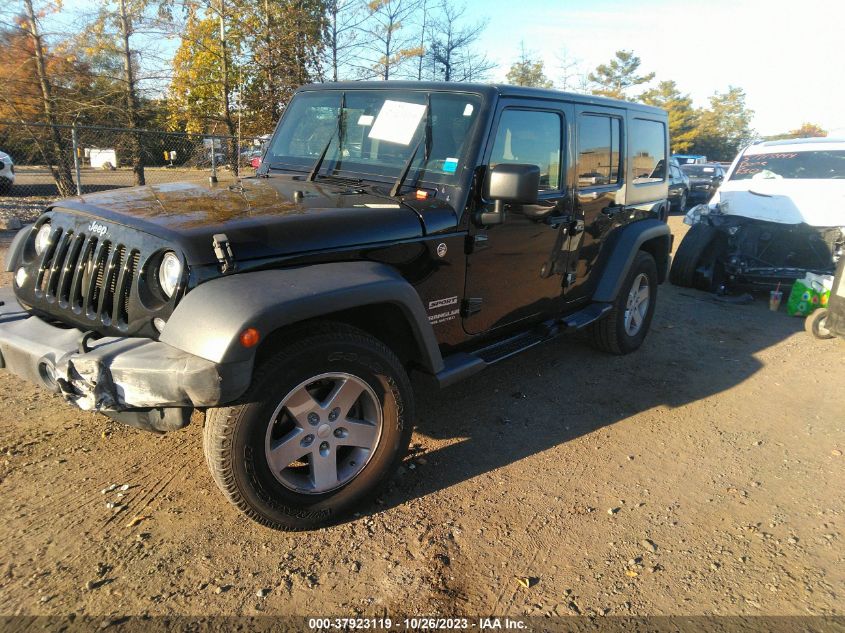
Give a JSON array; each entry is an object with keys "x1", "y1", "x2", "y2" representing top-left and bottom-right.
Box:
[
  {"x1": 48, "y1": 0, "x2": 845, "y2": 137},
  {"x1": 475, "y1": 0, "x2": 845, "y2": 136}
]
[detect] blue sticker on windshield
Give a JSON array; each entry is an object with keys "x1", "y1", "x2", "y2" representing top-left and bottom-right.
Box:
[{"x1": 443, "y1": 158, "x2": 459, "y2": 173}]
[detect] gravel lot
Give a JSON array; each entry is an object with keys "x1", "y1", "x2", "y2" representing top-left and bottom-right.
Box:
[{"x1": 0, "y1": 216, "x2": 842, "y2": 620}]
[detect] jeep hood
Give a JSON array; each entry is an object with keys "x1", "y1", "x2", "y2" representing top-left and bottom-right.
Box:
[
  {"x1": 49, "y1": 176, "x2": 457, "y2": 264},
  {"x1": 713, "y1": 179, "x2": 845, "y2": 226}
]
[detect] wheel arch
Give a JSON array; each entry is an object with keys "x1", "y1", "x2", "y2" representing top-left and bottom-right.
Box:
[
  {"x1": 591, "y1": 219, "x2": 672, "y2": 303},
  {"x1": 159, "y1": 262, "x2": 444, "y2": 374}
]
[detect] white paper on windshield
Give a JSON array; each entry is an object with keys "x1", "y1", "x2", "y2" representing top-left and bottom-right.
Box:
[
  {"x1": 368, "y1": 100, "x2": 426, "y2": 146},
  {"x1": 357, "y1": 114, "x2": 374, "y2": 126},
  {"x1": 463, "y1": 103, "x2": 474, "y2": 116}
]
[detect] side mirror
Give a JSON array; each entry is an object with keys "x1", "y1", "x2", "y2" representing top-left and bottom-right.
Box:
[{"x1": 478, "y1": 163, "x2": 540, "y2": 225}]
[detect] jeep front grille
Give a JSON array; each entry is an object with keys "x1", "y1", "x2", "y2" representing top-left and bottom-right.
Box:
[{"x1": 34, "y1": 227, "x2": 141, "y2": 330}]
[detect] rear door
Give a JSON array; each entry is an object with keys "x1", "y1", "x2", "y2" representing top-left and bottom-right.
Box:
[{"x1": 565, "y1": 105, "x2": 625, "y2": 301}]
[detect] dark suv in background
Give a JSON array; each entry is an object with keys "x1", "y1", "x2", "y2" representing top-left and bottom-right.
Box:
[
  {"x1": 681, "y1": 162, "x2": 725, "y2": 204},
  {"x1": 668, "y1": 160, "x2": 690, "y2": 212}
]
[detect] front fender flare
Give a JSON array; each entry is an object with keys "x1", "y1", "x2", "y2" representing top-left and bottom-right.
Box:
[{"x1": 159, "y1": 262, "x2": 444, "y2": 372}]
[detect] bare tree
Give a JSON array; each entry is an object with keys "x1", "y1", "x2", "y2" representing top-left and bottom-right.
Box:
[
  {"x1": 21, "y1": 0, "x2": 75, "y2": 196},
  {"x1": 555, "y1": 47, "x2": 582, "y2": 91},
  {"x1": 427, "y1": 1, "x2": 493, "y2": 82},
  {"x1": 323, "y1": 0, "x2": 369, "y2": 81},
  {"x1": 355, "y1": 0, "x2": 423, "y2": 80}
]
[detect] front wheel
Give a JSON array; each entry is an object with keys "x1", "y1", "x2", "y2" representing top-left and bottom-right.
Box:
[
  {"x1": 589, "y1": 251, "x2": 658, "y2": 354},
  {"x1": 203, "y1": 323, "x2": 414, "y2": 530}
]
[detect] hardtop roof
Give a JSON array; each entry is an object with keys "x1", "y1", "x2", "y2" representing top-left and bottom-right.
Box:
[{"x1": 297, "y1": 80, "x2": 666, "y2": 116}]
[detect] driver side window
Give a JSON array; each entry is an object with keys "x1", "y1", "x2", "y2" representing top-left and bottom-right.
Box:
[{"x1": 489, "y1": 109, "x2": 562, "y2": 191}]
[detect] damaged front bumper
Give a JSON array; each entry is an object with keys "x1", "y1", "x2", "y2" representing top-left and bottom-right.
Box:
[
  {"x1": 0, "y1": 288, "x2": 251, "y2": 432},
  {"x1": 685, "y1": 205, "x2": 844, "y2": 290}
]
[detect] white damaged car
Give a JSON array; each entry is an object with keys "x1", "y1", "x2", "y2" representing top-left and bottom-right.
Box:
[{"x1": 670, "y1": 138, "x2": 845, "y2": 291}]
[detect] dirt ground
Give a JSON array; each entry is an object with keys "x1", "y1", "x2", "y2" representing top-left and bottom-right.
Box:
[{"x1": 0, "y1": 215, "x2": 842, "y2": 620}]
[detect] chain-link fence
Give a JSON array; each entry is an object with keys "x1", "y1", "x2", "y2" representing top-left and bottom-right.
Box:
[{"x1": 0, "y1": 120, "x2": 267, "y2": 222}]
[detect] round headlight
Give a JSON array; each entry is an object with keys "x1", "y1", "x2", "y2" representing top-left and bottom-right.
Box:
[
  {"x1": 158, "y1": 252, "x2": 182, "y2": 298},
  {"x1": 34, "y1": 223, "x2": 52, "y2": 255}
]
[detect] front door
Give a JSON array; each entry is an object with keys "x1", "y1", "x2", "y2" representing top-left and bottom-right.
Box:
[{"x1": 463, "y1": 101, "x2": 573, "y2": 335}]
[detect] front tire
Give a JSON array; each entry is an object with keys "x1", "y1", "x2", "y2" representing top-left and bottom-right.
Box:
[
  {"x1": 590, "y1": 251, "x2": 658, "y2": 355},
  {"x1": 669, "y1": 223, "x2": 719, "y2": 288},
  {"x1": 203, "y1": 323, "x2": 414, "y2": 530}
]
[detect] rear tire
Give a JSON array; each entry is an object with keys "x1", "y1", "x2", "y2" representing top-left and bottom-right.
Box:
[
  {"x1": 805, "y1": 308, "x2": 835, "y2": 340},
  {"x1": 669, "y1": 223, "x2": 719, "y2": 288},
  {"x1": 203, "y1": 323, "x2": 414, "y2": 530},
  {"x1": 590, "y1": 251, "x2": 658, "y2": 355}
]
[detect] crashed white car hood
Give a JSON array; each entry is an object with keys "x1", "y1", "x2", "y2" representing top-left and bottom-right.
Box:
[{"x1": 713, "y1": 178, "x2": 845, "y2": 226}]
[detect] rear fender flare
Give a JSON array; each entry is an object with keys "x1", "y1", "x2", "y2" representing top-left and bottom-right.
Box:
[{"x1": 592, "y1": 219, "x2": 672, "y2": 303}]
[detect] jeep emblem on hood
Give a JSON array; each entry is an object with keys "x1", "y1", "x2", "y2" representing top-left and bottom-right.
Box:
[{"x1": 88, "y1": 221, "x2": 108, "y2": 237}]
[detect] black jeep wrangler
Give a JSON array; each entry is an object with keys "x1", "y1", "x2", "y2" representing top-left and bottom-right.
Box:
[{"x1": 1, "y1": 82, "x2": 672, "y2": 530}]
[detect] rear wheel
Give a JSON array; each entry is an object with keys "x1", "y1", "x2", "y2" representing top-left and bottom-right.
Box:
[
  {"x1": 805, "y1": 308, "x2": 835, "y2": 340},
  {"x1": 669, "y1": 223, "x2": 719, "y2": 288},
  {"x1": 203, "y1": 323, "x2": 414, "y2": 530},
  {"x1": 590, "y1": 251, "x2": 658, "y2": 355}
]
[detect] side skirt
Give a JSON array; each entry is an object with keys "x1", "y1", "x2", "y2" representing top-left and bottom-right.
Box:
[{"x1": 430, "y1": 302, "x2": 613, "y2": 388}]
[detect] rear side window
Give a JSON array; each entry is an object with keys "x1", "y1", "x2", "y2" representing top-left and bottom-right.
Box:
[
  {"x1": 631, "y1": 119, "x2": 667, "y2": 184},
  {"x1": 577, "y1": 115, "x2": 621, "y2": 187},
  {"x1": 489, "y1": 109, "x2": 562, "y2": 191}
]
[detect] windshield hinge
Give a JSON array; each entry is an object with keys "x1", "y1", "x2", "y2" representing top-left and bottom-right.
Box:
[{"x1": 212, "y1": 233, "x2": 237, "y2": 274}]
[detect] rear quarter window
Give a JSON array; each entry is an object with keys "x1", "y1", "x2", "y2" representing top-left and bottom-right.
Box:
[{"x1": 631, "y1": 119, "x2": 667, "y2": 184}]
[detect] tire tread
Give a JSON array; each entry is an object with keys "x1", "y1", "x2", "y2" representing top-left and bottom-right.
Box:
[{"x1": 203, "y1": 322, "x2": 412, "y2": 531}]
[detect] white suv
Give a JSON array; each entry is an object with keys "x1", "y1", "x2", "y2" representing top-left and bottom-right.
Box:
[
  {"x1": 670, "y1": 137, "x2": 845, "y2": 291},
  {"x1": 0, "y1": 151, "x2": 15, "y2": 194}
]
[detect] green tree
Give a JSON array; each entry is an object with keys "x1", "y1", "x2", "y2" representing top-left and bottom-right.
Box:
[
  {"x1": 505, "y1": 44, "x2": 552, "y2": 88},
  {"x1": 766, "y1": 122, "x2": 827, "y2": 140},
  {"x1": 239, "y1": 0, "x2": 325, "y2": 131},
  {"x1": 640, "y1": 80, "x2": 698, "y2": 153},
  {"x1": 690, "y1": 87, "x2": 755, "y2": 162},
  {"x1": 588, "y1": 49, "x2": 654, "y2": 99}
]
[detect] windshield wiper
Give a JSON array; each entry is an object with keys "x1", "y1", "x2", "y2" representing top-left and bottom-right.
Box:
[
  {"x1": 390, "y1": 94, "x2": 431, "y2": 197},
  {"x1": 308, "y1": 92, "x2": 346, "y2": 182}
]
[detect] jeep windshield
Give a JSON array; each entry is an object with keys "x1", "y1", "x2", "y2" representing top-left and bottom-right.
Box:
[
  {"x1": 263, "y1": 90, "x2": 482, "y2": 189},
  {"x1": 730, "y1": 150, "x2": 845, "y2": 180}
]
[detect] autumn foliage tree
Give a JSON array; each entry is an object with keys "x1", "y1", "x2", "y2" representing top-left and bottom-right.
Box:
[
  {"x1": 2, "y1": 0, "x2": 79, "y2": 195},
  {"x1": 766, "y1": 122, "x2": 827, "y2": 140}
]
